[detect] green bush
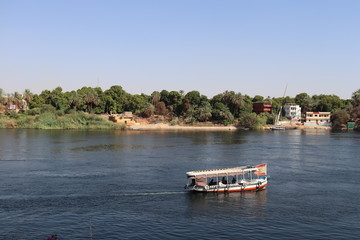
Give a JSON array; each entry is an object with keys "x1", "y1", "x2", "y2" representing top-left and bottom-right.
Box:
[
  {"x1": 27, "y1": 108, "x2": 41, "y2": 116},
  {"x1": 33, "y1": 113, "x2": 58, "y2": 129},
  {"x1": 40, "y1": 104, "x2": 56, "y2": 113},
  {"x1": 169, "y1": 119, "x2": 179, "y2": 126},
  {"x1": 238, "y1": 112, "x2": 261, "y2": 130},
  {"x1": 7, "y1": 112, "x2": 20, "y2": 119},
  {"x1": 55, "y1": 109, "x2": 65, "y2": 116},
  {"x1": 16, "y1": 116, "x2": 33, "y2": 128}
]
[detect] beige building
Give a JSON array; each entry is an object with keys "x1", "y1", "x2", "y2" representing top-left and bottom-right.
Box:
[
  {"x1": 109, "y1": 112, "x2": 137, "y2": 125},
  {"x1": 304, "y1": 112, "x2": 331, "y2": 126}
]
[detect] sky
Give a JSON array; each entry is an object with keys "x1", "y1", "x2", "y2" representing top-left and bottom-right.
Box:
[{"x1": 0, "y1": 0, "x2": 359, "y2": 99}]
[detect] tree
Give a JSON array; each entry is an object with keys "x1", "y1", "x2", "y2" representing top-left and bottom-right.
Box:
[
  {"x1": 252, "y1": 95, "x2": 264, "y2": 102},
  {"x1": 23, "y1": 89, "x2": 33, "y2": 107},
  {"x1": 295, "y1": 93, "x2": 312, "y2": 113},
  {"x1": 211, "y1": 102, "x2": 234, "y2": 124},
  {"x1": 226, "y1": 91, "x2": 244, "y2": 118},
  {"x1": 184, "y1": 91, "x2": 201, "y2": 107},
  {"x1": 142, "y1": 103, "x2": 155, "y2": 117},
  {"x1": 151, "y1": 91, "x2": 161, "y2": 106},
  {"x1": 240, "y1": 95, "x2": 254, "y2": 114},
  {"x1": 155, "y1": 102, "x2": 167, "y2": 115},
  {"x1": 210, "y1": 91, "x2": 243, "y2": 118},
  {"x1": 167, "y1": 91, "x2": 183, "y2": 116},
  {"x1": 104, "y1": 85, "x2": 128, "y2": 113},
  {"x1": 312, "y1": 94, "x2": 343, "y2": 112},
  {"x1": 37, "y1": 87, "x2": 68, "y2": 111},
  {"x1": 350, "y1": 89, "x2": 360, "y2": 130},
  {"x1": 238, "y1": 112, "x2": 260, "y2": 129},
  {"x1": 102, "y1": 94, "x2": 115, "y2": 114},
  {"x1": 83, "y1": 88, "x2": 100, "y2": 113},
  {"x1": 29, "y1": 94, "x2": 45, "y2": 109},
  {"x1": 67, "y1": 91, "x2": 81, "y2": 111},
  {"x1": 127, "y1": 94, "x2": 148, "y2": 114},
  {"x1": 13, "y1": 92, "x2": 24, "y2": 109},
  {"x1": 331, "y1": 110, "x2": 349, "y2": 131},
  {"x1": 0, "y1": 89, "x2": 5, "y2": 111},
  {"x1": 160, "y1": 90, "x2": 170, "y2": 106},
  {"x1": 50, "y1": 87, "x2": 68, "y2": 110},
  {"x1": 352, "y1": 89, "x2": 360, "y2": 106},
  {"x1": 195, "y1": 101, "x2": 212, "y2": 122}
]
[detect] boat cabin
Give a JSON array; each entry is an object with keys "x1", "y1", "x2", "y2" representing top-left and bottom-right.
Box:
[{"x1": 185, "y1": 164, "x2": 268, "y2": 192}]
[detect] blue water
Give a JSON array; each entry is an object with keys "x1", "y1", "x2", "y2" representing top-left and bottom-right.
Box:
[{"x1": 0, "y1": 129, "x2": 359, "y2": 239}]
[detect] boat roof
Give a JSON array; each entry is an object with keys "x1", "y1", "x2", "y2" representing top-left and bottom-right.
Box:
[{"x1": 186, "y1": 166, "x2": 258, "y2": 178}]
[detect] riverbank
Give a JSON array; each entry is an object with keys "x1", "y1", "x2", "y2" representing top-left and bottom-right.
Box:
[
  {"x1": 129, "y1": 123, "x2": 332, "y2": 131},
  {"x1": 262, "y1": 124, "x2": 331, "y2": 130},
  {"x1": 0, "y1": 113, "x2": 332, "y2": 131},
  {"x1": 128, "y1": 123, "x2": 238, "y2": 131}
]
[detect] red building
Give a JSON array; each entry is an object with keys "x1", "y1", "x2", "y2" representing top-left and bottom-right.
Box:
[{"x1": 253, "y1": 102, "x2": 272, "y2": 114}]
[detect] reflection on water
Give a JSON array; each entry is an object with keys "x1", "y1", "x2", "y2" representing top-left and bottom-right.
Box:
[
  {"x1": 70, "y1": 144, "x2": 175, "y2": 152},
  {"x1": 186, "y1": 190, "x2": 267, "y2": 219}
]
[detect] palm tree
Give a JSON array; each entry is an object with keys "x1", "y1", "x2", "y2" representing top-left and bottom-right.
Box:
[
  {"x1": 222, "y1": 91, "x2": 243, "y2": 117},
  {"x1": 69, "y1": 91, "x2": 81, "y2": 111},
  {"x1": 23, "y1": 89, "x2": 33, "y2": 110},
  {"x1": 12, "y1": 92, "x2": 24, "y2": 110},
  {"x1": 0, "y1": 88, "x2": 5, "y2": 105},
  {"x1": 84, "y1": 89, "x2": 100, "y2": 113}
]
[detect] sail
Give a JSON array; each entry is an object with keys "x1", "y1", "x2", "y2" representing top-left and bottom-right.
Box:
[{"x1": 254, "y1": 164, "x2": 267, "y2": 176}]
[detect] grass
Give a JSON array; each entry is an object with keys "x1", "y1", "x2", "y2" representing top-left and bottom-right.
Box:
[{"x1": 0, "y1": 112, "x2": 123, "y2": 129}]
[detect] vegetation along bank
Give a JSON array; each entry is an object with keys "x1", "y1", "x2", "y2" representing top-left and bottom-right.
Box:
[{"x1": 0, "y1": 86, "x2": 359, "y2": 131}]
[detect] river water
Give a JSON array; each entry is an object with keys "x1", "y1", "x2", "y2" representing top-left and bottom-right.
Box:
[{"x1": 0, "y1": 129, "x2": 359, "y2": 239}]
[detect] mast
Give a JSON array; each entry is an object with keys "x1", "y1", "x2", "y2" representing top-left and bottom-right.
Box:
[{"x1": 275, "y1": 84, "x2": 288, "y2": 125}]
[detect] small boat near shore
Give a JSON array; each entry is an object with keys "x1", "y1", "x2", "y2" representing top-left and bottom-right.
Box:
[
  {"x1": 270, "y1": 125, "x2": 285, "y2": 130},
  {"x1": 185, "y1": 164, "x2": 268, "y2": 192}
]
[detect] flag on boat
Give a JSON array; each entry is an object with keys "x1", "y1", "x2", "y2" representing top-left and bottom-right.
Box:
[{"x1": 254, "y1": 164, "x2": 267, "y2": 176}]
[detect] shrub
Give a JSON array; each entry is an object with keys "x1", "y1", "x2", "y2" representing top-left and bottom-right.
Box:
[
  {"x1": 238, "y1": 112, "x2": 261, "y2": 130},
  {"x1": 27, "y1": 108, "x2": 41, "y2": 116},
  {"x1": 16, "y1": 116, "x2": 33, "y2": 128},
  {"x1": 40, "y1": 104, "x2": 56, "y2": 113},
  {"x1": 7, "y1": 112, "x2": 20, "y2": 119},
  {"x1": 33, "y1": 113, "x2": 58, "y2": 129},
  {"x1": 55, "y1": 110, "x2": 65, "y2": 116},
  {"x1": 169, "y1": 119, "x2": 179, "y2": 126},
  {"x1": 331, "y1": 110, "x2": 349, "y2": 131}
]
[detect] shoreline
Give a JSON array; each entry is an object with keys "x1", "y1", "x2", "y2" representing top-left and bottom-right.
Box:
[
  {"x1": 127, "y1": 123, "x2": 332, "y2": 131},
  {"x1": 128, "y1": 123, "x2": 238, "y2": 131}
]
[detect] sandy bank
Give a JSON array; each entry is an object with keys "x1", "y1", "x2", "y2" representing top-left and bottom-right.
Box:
[
  {"x1": 128, "y1": 123, "x2": 237, "y2": 131},
  {"x1": 263, "y1": 125, "x2": 331, "y2": 130}
]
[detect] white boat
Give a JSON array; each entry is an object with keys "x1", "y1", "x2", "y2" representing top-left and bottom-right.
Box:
[
  {"x1": 185, "y1": 164, "x2": 268, "y2": 192},
  {"x1": 270, "y1": 125, "x2": 285, "y2": 130}
]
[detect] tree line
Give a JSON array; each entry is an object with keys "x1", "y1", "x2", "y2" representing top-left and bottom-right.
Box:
[{"x1": 0, "y1": 86, "x2": 359, "y2": 130}]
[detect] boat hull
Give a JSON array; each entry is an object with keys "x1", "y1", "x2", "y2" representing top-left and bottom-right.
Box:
[{"x1": 187, "y1": 181, "x2": 267, "y2": 193}]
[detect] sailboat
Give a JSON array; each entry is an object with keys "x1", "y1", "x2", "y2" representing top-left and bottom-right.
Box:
[
  {"x1": 270, "y1": 108, "x2": 285, "y2": 130},
  {"x1": 270, "y1": 85, "x2": 287, "y2": 130}
]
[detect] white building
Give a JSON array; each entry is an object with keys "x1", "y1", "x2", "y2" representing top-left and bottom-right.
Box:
[
  {"x1": 304, "y1": 112, "x2": 331, "y2": 126},
  {"x1": 284, "y1": 103, "x2": 301, "y2": 120}
]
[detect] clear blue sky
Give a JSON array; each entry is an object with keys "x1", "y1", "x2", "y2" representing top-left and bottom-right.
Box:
[{"x1": 1, "y1": 0, "x2": 359, "y2": 99}]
